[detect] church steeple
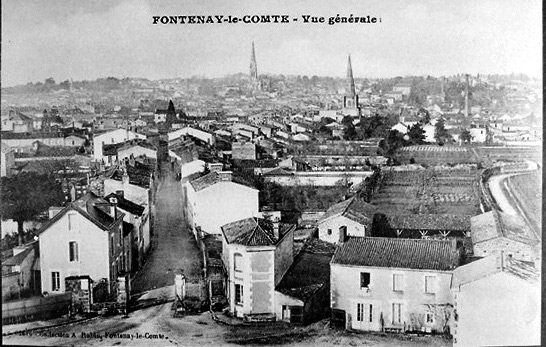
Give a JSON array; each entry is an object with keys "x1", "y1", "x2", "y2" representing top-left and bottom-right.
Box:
[
  {"x1": 250, "y1": 42, "x2": 258, "y2": 81},
  {"x1": 343, "y1": 54, "x2": 360, "y2": 116},
  {"x1": 346, "y1": 54, "x2": 356, "y2": 97}
]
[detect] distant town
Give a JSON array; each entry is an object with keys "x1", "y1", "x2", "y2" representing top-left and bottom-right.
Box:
[{"x1": 1, "y1": 42, "x2": 541, "y2": 347}]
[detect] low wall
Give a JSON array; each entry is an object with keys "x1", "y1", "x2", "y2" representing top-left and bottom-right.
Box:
[{"x1": 2, "y1": 293, "x2": 70, "y2": 325}]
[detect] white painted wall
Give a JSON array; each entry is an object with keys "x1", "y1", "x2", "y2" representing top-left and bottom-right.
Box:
[
  {"x1": 453, "y1": 272, "x2": 540, "y2": 347},
  {"x1": 331, "y1": 264, "x2": 453, "y2": 332},
  {"x1": 318, "y1": 215, "x2": 368, "y2": 244},
  {"x1": 39, "y1": 211, "x2": 110, "y2": 293}
]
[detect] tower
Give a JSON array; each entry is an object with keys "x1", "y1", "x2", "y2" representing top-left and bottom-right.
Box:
[
  {"x1": 249, "y1": 42, "x2": 261, "y2": 92},
  {"x1": 343, "y1": 54, "x2": 360, "y2": 116}
]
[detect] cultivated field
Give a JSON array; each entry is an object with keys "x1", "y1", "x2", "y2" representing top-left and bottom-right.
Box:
[{"x1": 372, "y1": 169, "x2": 481, "y2": 215}]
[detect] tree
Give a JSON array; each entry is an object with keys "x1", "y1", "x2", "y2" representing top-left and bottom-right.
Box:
[
  {"x1": 434, "y1": 118, "x2": 451, "y2": 144},
  {"x1": 1, "y1": 173, "x2": 64, "y2": 245},
  {"x1": 341, "y1": 116, "x2": 357, "y2": 140},
  {"x1": 460, "y1": 129, "x2": 472, "y2": 143},
  {"x1": 407, "y1": 123, "x2": 426, "y2": 145}
]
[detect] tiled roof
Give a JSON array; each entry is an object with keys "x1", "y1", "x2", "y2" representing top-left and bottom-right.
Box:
[
  {"x1": 104, "y1": 192, "x2": 145, "y2": 216},
  {"x1": 109, "y1": 162, "x2": 152, "y2": 189},
  {"x1": 383, "y1": 214, "x2": 471, "y2": 231},
  {"x1": 331, "y1": 237, "x2": 460, "y2": 271},
  {"x1": 276, "y1": 240, "x2": 334, "y2": 301},
  {"x1": 320, "y1": 197, "x2": 376, "y2": 225},
  {"x1": 37, "y1": 192, "x2": 124, "y2": 235},
  {"x1": 189, "y1": 171, "x2": 221, "y2": 191},
  {"x1": 221, "y1": 217, "x2": 294, "y2": 246},
  {"x1": 2, "y1": 246, "x2": 34, "y2": 267},
  {"x1": 471, "y1": 210, "x2": 538, "y2": 246}
]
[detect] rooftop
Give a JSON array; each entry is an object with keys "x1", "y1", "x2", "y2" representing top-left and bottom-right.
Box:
[
  {"x1": 104, "y1": 192, "x2": 145, "y2": 216},
  {"x1": 331, "y1": 236, "x2": 460, "y2": 271},
  {"x1": 452, "y1": 253, "x2": 540, "y2": 289},
  {"x1": 471, "y1": 210, "x2": 539, "y2": 246},
  {"x1": 276, "y1": 238, "x2": 335, "y2": 301},
  {"x1": 320, "y1": 197, "x2": 377, "y2": 225},
  {"x1": 221, "y1": 217, "x2": 294, "y2": 247},
  {"x1": 380, "y1": 214, "x2": 471, "y2": 232}
]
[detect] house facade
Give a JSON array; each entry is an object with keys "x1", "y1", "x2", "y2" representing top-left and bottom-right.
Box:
[
  {"x1": 187, "y1": 170, "x2": 259, "y2": 236},
  {"x1": 318, "y1": 197, "x2": 376, "y2": 244},
  {"x1": 221, "y1": 217, "x2": 295, "y2": 320},
  {"x1": 38, "y1": 193, "x2": 126, "y2": 294},
  {"x1": 330, "y1": 237, "x2": 461, "y2": 333},
  {"x1": 451, "y1": 254, "x2": 540, "y2": 347}
]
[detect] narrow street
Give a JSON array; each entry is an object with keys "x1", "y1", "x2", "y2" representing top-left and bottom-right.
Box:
[{"x1": 131, "y1": 163, "x2": 203, "y2": 295}]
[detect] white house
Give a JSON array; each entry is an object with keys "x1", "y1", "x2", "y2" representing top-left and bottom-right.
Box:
[
  {"x1": 451, "y1": 254, "x2": 540, "y2": 347},
  {"x1": 330, "y1": 237, "x2": 461, "y2": 333},
  {"x1": 186, "y1": 169, "x2": 259, "y2": 236},
  {"x1": 317, "y1": 197, "x2": 376, "y2": 244},
  {"x1": 38, "y1": 192, "x2": 127, "y2": 294},
  {"x1": 93, "y1": 129, "x2": 145, "y2": 163}
]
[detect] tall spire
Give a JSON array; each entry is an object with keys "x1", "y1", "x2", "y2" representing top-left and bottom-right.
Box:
[
  {"x1": 346, "y1": 54, "x2": 356, "y2": 97},
  {"x1": 250, "y1": 42, "x2": 258, "y2": 81}
]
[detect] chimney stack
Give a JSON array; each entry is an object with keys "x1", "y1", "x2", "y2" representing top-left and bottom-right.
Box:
[
  {"x1": 339, "y1": 227, "x2": 348, "y2": 243},
  {"x1": 219, "y1": 171, "x2": 232, "y2": 182},
  {"x1": 108, "y1": 197, "x2": 118, "y2": 219}
]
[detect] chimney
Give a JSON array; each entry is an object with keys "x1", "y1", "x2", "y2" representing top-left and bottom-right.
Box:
[
  {"x1": 116, "y1": 190, "x2": 124, "y2": 198},
  {"x1": 339, "y1": 227, "x2": 348, "y2": 243},
  {"x1": 209, "y1": 163, "x2": 223, "y2": 173},
  {"x1": 122, "y1": 169, "x2": 130, "y2": 186},
  {"x1": 108, "y1": 196, "x2": 118, "y2": 219},
  {"x1": 272, "y1": 220, "x2": 280, "y2": 240},
  {"x1": 219, "y1": 171, "x2": 232, "y2": 182}
]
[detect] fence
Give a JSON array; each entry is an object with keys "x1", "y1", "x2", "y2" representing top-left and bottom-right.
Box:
[{"x1": 2, "y1": 293, "x2": 71, "y2": 325}]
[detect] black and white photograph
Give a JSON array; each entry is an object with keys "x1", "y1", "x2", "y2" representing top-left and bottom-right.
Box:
[{"x1": 1, "y1": 0, "x2": 542, "y2": 346}]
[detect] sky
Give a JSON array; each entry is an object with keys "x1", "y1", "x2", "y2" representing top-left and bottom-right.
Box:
[{"x1": 1, "y1": 0, "x2": 542, "y2": 86}]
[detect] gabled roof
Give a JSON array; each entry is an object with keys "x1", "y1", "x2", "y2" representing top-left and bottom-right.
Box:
[
  {"x1": 331, "y1": 237, "x2": 460, "y2": 271},
  {"x1": 320, "y1": 197, "x2": 377, "y2": 225},
  {"x1": 471, "y1": 210, "x2": 538, "y2": 246},
  {"x1": 221, "y1": 217, "x2": 294, "y2": 246},
  {"x1": 452, "y1": 253, "x2": 540, "y2": 289},
  {"x1": 37, "y1": 192, "x2": 124, "y2": 236}
]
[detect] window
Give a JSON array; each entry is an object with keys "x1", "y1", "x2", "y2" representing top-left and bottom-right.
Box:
[
  {"x1": 327, "y1": 229, "x2": 332, "y2": 235},
  {"x1": 426, "y1": 312, "x2": 435, "y2": 324},
  {"x1": 234, "y1": 253, "x2": 243, "y2": 272},
  {"x1": 424, "y1": 275, "x2": 437, "y2": 294},
  {"x1": 51, "y1": 272, "x2": 60, "y2": 291},
  {"x1": 360, "y1": 272, "x2": 370, "y2": 289},
  {"x1": 110, "y1": 234, "x2": 115, "y2": 256},
  {"x1": 69, "y1": 241, "x2": 79, "y2": 262},
  {"x1": 356, "y1": 303, "x2": 373, "y2": 322},
  {"x1": 235, "y1": 284, "x2": 243, "y2": 305},
  {"x1": 392, "y1": 303, "x2": 402, "y2": 324},
  {"x1": 392, "y1": 273, "x2": 404, "y2": 292}
]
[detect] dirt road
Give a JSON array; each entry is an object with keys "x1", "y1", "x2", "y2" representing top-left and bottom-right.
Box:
[{"x1": 131, "y1": 164, "x2": 203, "y2": 294}]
